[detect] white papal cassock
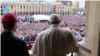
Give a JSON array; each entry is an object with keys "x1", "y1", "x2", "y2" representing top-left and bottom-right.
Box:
[{"x1": 31, "y1": 25, "x2": 76, "y2": 56}]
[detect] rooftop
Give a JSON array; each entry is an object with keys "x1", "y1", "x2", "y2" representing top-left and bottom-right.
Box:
[{"x1": 1, "y1": 1, "x2": 71, "y2": 5}]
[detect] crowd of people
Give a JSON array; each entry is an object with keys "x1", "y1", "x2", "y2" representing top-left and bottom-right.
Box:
[
  {"x1": 1, "y1": 13, "x2": 84, "y2": 56},
  {"x1": 1, "y1": 14, "x2": 85, "y2": 42}
]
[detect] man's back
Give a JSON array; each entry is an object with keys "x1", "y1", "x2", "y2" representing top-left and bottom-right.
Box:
[
  {"x1": 32, "y1": 25, "x2": 76, "y2": 56},
  {"x1": 1, "y1": 31, "x2": 30, "y2": 56}
]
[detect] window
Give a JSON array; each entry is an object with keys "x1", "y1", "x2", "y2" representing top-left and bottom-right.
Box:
[
  {"x1": 14, "y1": 6, "x2": 16, "y2": 9},
  {"x1": 20, "y1": 9, "x2": 22, "y2": 12},
  {"x1": 36, "y1": 6, "x2": 37, "y2": 12},
  {"x1": 17, "y1": 6, "x2": 19, "y2": 9},
  {"x1": 14, "y1": 10, "x2": 16, "y2": 12},
  {"x1": 45, "y1": 6, "x2": 46, "y2": 12},
  {"x1": 1, "y1": 6, "x2": 2, "y2": 8},
  {"x1": 42, "y1": 6, "x2": 43, "y2": 9},
  {"x1": 20, "y1": 6, "x2": 22, "y2": 9},
  {"x1": 30, "y1": 9, "x2": 31, "y2": 11},
  {"x1": 29, "y1": 6, "x2": 31, "y2": 9},
  {"x1": 11, "y1": 9, "x2": 13, "y2": 11},
  {"x1": 24, "y1": 6, "x2": 25, "y2": 8},
  {"x1": 39, "y1": 9, "x2": 40, "y2": 12},
  {"x1": 11, "y1": 5, "x2": 13, "y2": 8},
  {"x1": 33, "y1": 6, "x2": 34, "y2": 9},
  {"x1": 70, "y1": 7, "x2": 72, "y2": 9},
  {"x1": 33, "y1": 6, "x2": 34, "y2": 11},
  {"x1": 1, "y1": 9, "x2": 2, "y2": 12},
  {"x1": 17, "y1": 9, "x2": 19, "y2": 12},
  {"x1": 39, "y1": 6, "x2": 40, "y2": 12}
]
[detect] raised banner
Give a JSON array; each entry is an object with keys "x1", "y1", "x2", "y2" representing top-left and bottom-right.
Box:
[
  {"x1": 6, "y1": 4, "x2": 8, "y2": 13},
  {"x1": 61, "y1": 7, "x2": 64, "y2": 13},
  {"x1": 51, "y1": 5, "x2": 53, "y2": 14},
  {"x1": 2, "y1": 4, "x2": 5, "y2": 15},
  {"x1": 48, "y1": 5, "x2": 50, "y2": 15},
  {"x1": 53, "y1": 5, "x2": 55, "y2": 14},
  {"x1": 56, "y1": 6, "x2": 58, "y2": 14}
]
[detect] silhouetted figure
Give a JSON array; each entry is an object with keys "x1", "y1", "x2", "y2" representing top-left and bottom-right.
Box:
[{"x1": 1, "y1": 13, "x2": 30, "y2": 56}]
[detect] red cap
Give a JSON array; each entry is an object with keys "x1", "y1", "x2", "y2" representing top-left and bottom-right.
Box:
[{"x1": 2, "y1": 13, "x2": 16, "y2": 22}]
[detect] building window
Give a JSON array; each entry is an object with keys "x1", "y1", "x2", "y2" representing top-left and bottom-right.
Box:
[
  {"x1": 30, "y1": 9, "x2": 31, "y2": 12},
  {"x1": 14, "y1": 6, "x2": 16, "y2": 9},
  {"x1": 1, "y1": 6, "x2": 2, "y2": 8},
  {"x1": 14, "y1": 10, "x2": 16, "y2": 12},
  {"x1": 70, "y1": 7, "x2": 72, "y2": 9},
  {"x1": 21, "y1": 9, "x2": 22, "y2": 12},
  {"x1": 39, "y1": 6, "x2": 40, "y2": 12},
  {"x1": 33, "y1": 6, "x2": 34, "y2": 9},
  {"x1": 20, "y1": 6, "x2": 22, "y2": 9},
  {"x1": 36, "y1": 6, "x2": 37, "y2": 12},
  {"x1": 45, "y1": 6, "x2": 46, "y2": 12},
  {"x1": 17, "y1": 6, "x2": 19, "y2": 9},
  {"x1": 29, "y1": 6, "x2": 31, "y2": 9},
  {"x1": 11, "y1": 5, "x2": 13, "y2": 8},
  {"x1": 42, "y1": 6, "x2": 43, "y2": 9},
  {"x1": 17, "y1": 9, "x2": 19, "y2": 12},
  {"x1": 11, "y1": 9, "x2": 13, "y2": 11},
  {"x1": 1, "y1": 9, "x2": 3, "y2": 12},
  {"x1": 24, "y1": 6, "x2": 25, "y2": 8},
  {"x1": 33, "y1": 6, "x2": 34, "y2": 11}
]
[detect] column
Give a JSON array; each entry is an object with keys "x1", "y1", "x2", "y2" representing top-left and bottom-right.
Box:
[{"x1": 76, "y1": 1, "x2": 100, "y2": 56}]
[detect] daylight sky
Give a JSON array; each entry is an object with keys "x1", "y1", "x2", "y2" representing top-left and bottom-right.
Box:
[{"x1": 78, "y1": 0, "x2": 85, "y2": 8}]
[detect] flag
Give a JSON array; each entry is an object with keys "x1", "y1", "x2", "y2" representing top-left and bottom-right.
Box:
[
  {"x1": 6, "y1": 4, "x2": 8, "y2": 13},
  {"x1": 51, "y1": 5, "x2": 53, "y2": 14},
  {"x1": 61, "y1": 7, "x2": 64, "y2": 13},
  {"x1": 56, "y1": 6, "x2": 58, "y2": 14},
  {"x1": 48, "y1": 5, "x2": 50, "y2": 15},
  {"x1": 2, "y1": 4, "x2": 4, "y2": 15},
  {"x1": 53, "y1": 5, "x2": 56, "y2": 14}
]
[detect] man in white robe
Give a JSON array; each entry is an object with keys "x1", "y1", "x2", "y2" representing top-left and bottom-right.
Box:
[{"x1": 31, "y1": 14, "x2": 76, "y2": 56}]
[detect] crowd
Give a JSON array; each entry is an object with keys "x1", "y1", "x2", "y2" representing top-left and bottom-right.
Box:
[
  {"x1": 1, "y1": 15, "x2": 85, "y2": 42},
  {"x1": 1, "y1": 13, "x2": 84, "y2": 56}
]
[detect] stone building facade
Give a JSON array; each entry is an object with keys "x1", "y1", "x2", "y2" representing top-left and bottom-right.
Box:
[{"x1": 1, "y1": 2, "x2": 73, "y2": 15}]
